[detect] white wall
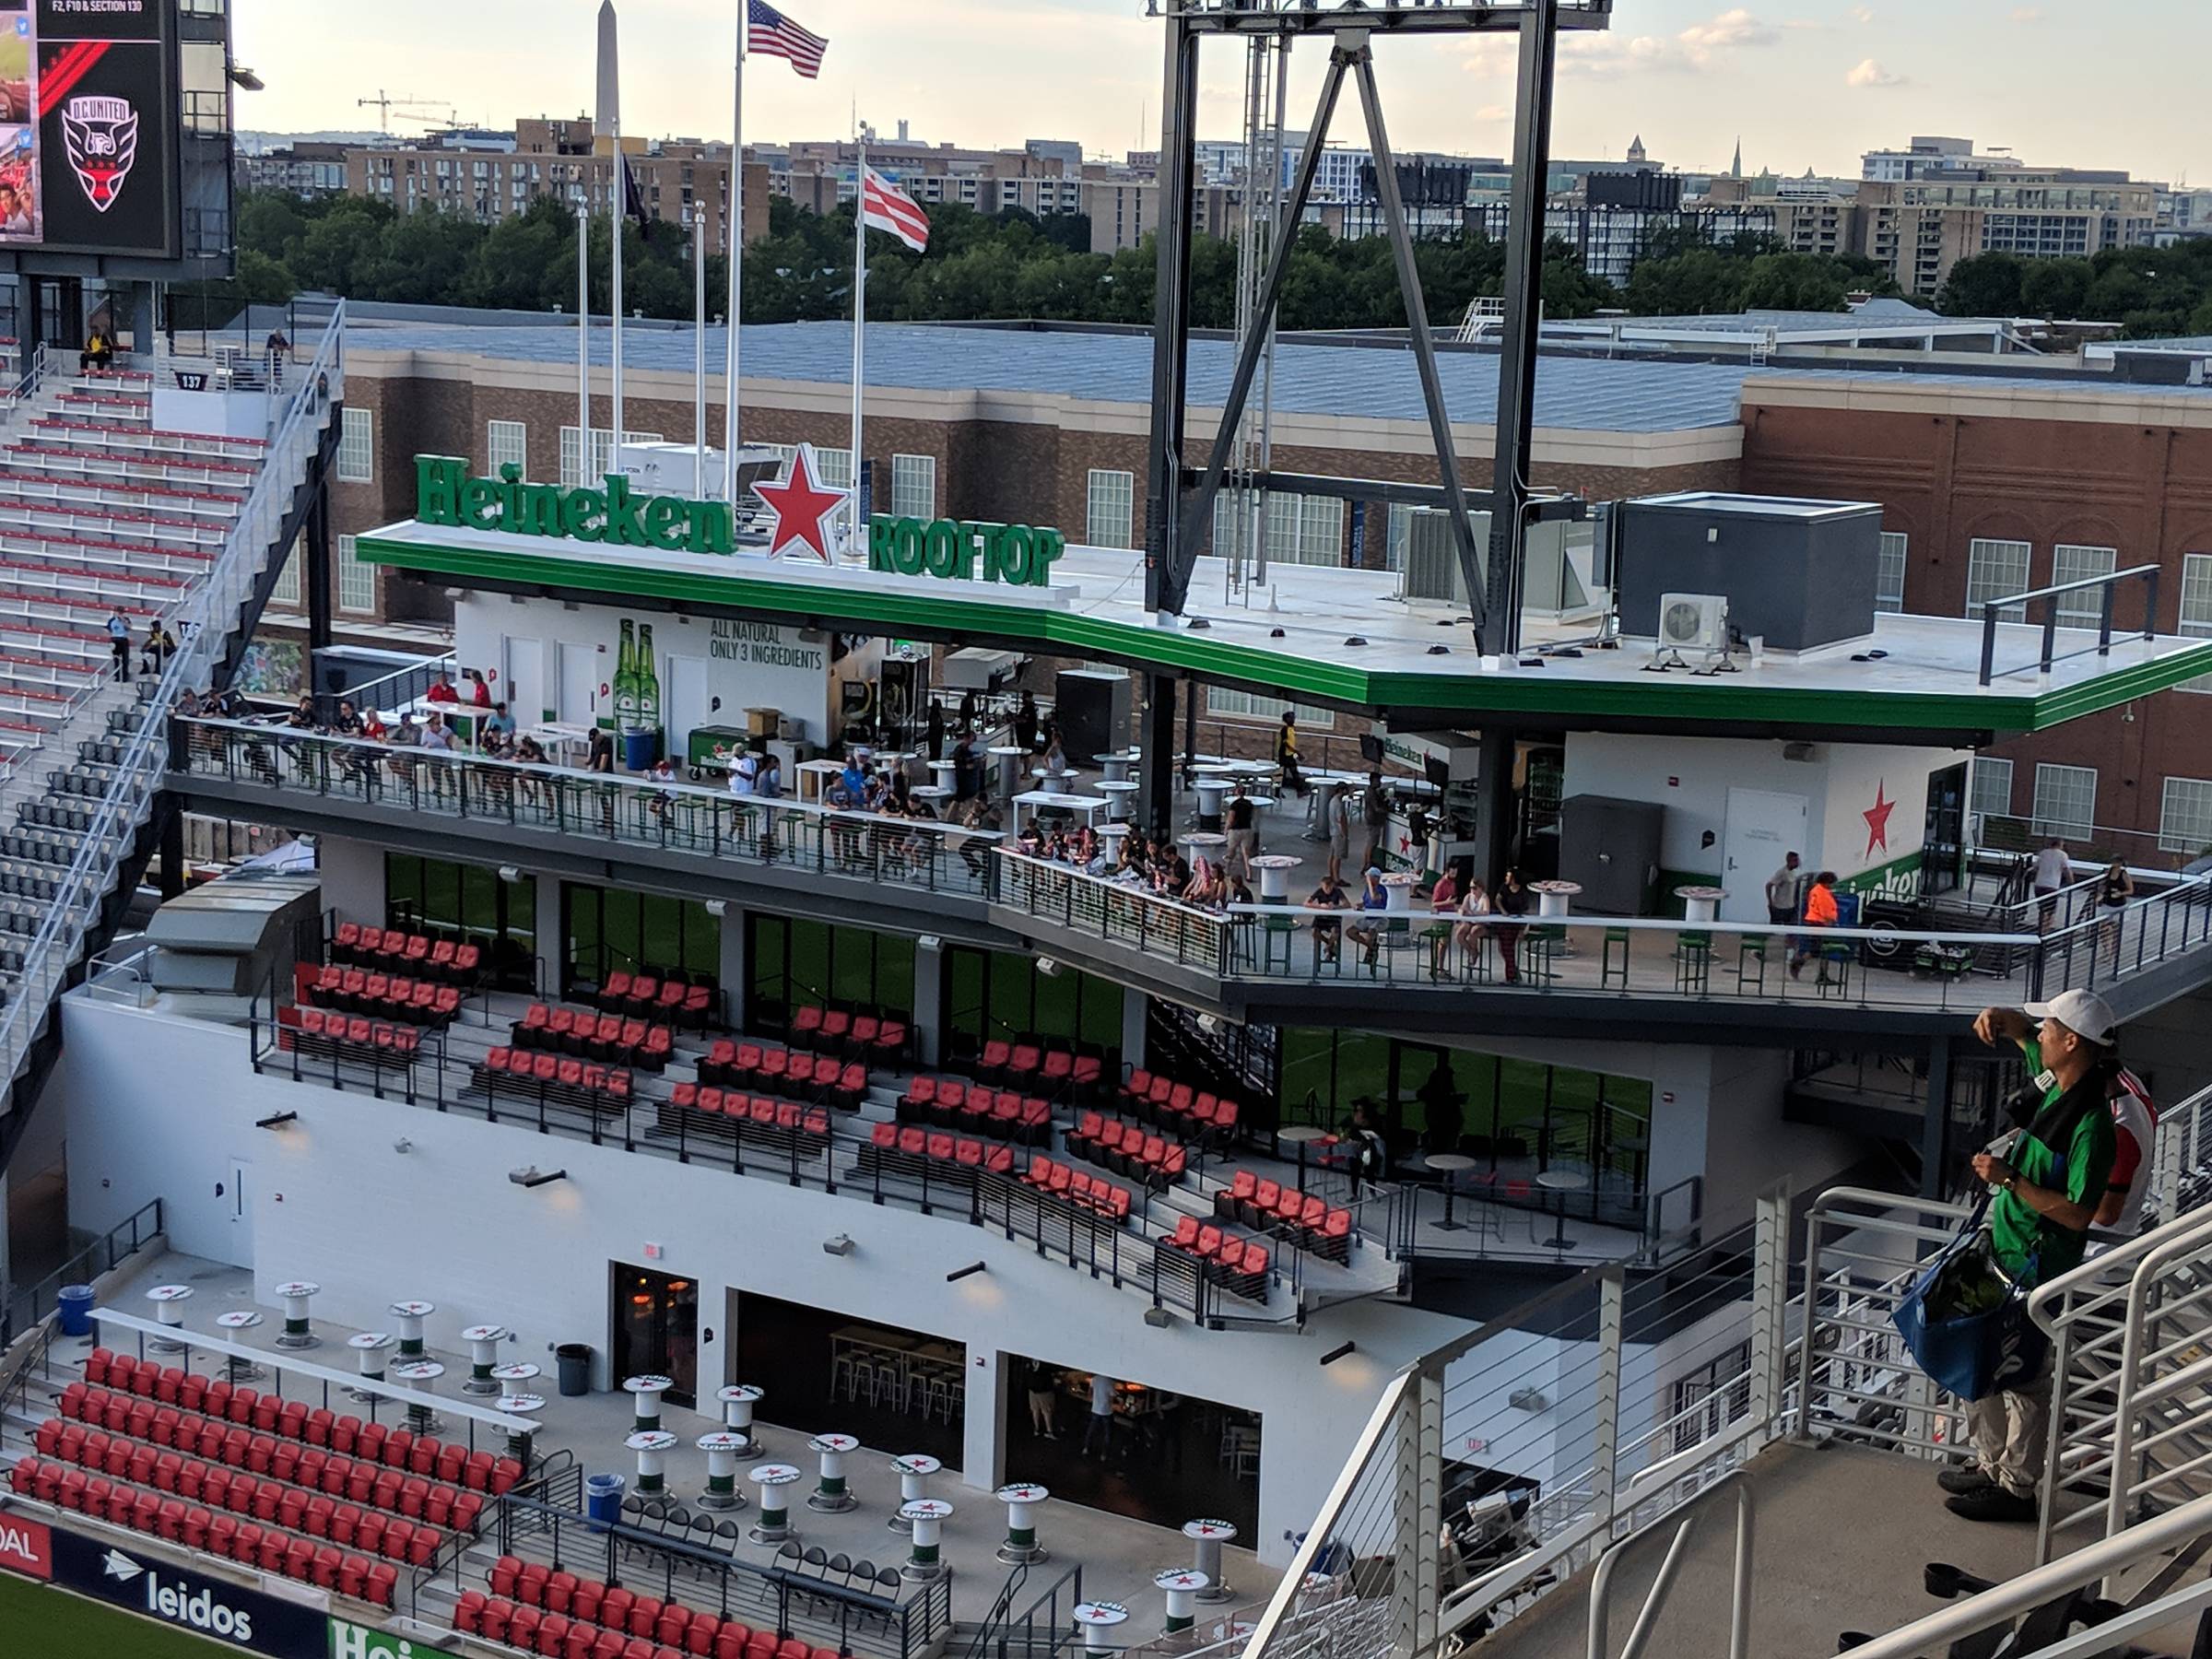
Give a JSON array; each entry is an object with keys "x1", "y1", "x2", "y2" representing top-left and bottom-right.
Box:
[
  {"x1": 319, "y1": 838, "x2": 382, "y2": 927},
  {"x1": 52, "y1": 994, "x2": 1475, "y2": 1566}
]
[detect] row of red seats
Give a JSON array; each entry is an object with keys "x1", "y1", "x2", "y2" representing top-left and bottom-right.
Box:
[
  {"x1": 1118, "y1": 1068, "x2": 1241, "y2": 1147},
  {"x1": 864, "y1": 1123, "x2": 1018, "y2": 1182},
  {"x1": 588, "y1": 970, "x2": 716, "y2": 1032},
  {"x1": 1067, "y1": 1113, "x2": 1187, "y2": 1191},
  {"x1": 333, "y1": 923, "x2": 481, "y2": 982},
  {"x1": 485, "y1": 1555, "x2": 844, "y2": 1659},
  {"x1": 895, "y1": 1077, "x2": 1053, "y2": 1147},
  {"x1": 975, "y1": 1038, "x2": 1104, "y2": 1100},
  {"x1": 519, "y1": 1004, "x2": 674, "y2": 1071},
  {"x1": 661, "y1": 1087, "x2": 831, "y2": 1147},
  {"x1": 478, "y1": 1050, "x2": 634, "y2": 1114},
  {"x1": 299, "y1": 965, "x2": 462, "y2": 1028},
  {"x1": 699, "y1": 1041, "x2": 866, "y2": 1111},
  {"x1": 29, "y1": 1422, "x2": 446, "y2": 1565},
  {"x1": 10, "y1": 1455, "x2": 399, "y2": 1605},
  {"x1": 1164, "y1": 1217, "x2": 1273, "y2": 1300},
  {"x1": 789, "y1": 1003, "x2": 908, "y2": 1061},
  {"x1": 1217, "y1": 1171, "x2": 1355, "y2": 1263},
  {"x1": 81, "y1": 1353, "x2": 523, "y2": 1494},
  {"x1": 2, "y1": 465, "x2": 243, "y2": 506},
  {"x1": 276, "y1": 1006, "x2": 422, "y2": 1064},
  {"x1": 15, "y1": 440, "x2": 258, "y2": 477},
  {"x1": 1018, "y1": 1155, "x2": 1133, "y2": 1223}
]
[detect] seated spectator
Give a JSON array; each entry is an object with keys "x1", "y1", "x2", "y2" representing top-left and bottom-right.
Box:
[
  {"x1": 287, "y1": 695, "x2": 318, "y2": 730},
  {"x1": 1305, "y1": 870, "x2": 1350, "y2": 963},
  {"x1": 1346, "y1": 867, "x2": 1391, "y2": 967},
  {"x1": 425, "y1": 673, "x2": 461, "y2": 705},
  {"x1": 513, "y1": 735, "x2": 547, "y2": 765},
  {"x1": 755, "y1": 752, "x2": 784, "y2": 798},
  {"x1": 331, "y1": 699, "x2": 364, "y2": 736},
  {"x1": 360, "y1": 708, "x2": 388, "y2": 742},
  {"x1": 482, "y1": 701, "x2": 516, "y2": 742}
]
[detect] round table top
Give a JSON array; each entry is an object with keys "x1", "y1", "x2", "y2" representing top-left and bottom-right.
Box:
[
  {"x1": 491, "y1": 1362, "x2": 541, "y2": 1382},
  {"x1": 1095, "y1": 780, "x2": 1139, "y2": 794},
  {"x1": 394, "y1": 1360, "x2": 445, "y2": 1382},
  {"x1": 1530, "y1": 879, "x2": 1583, "y2": 895},
  {"x1": 891, "y1": 1454, "x2": 943, "y2": 1476},
  {"x1": 1241, "y1": 795, "x2": 1277, "y2": 809},
  {"x1": 697, "y1": 1431, "x2": 750, "y2": 1453},
  {"x1": 1182, "y1": 1517, "x2": 1239, "y2": 1541},
  {"x1": 751, "y1": 1464, "x2": 803, "y2": 1486},
  {"x1": 146, "y1": 1285, "x2": 194, "y2": 1302},
  {"x1": 1423, "y1": 1153, "x2": 1482, "y2": 1172},
  {"x1": 808, "y1": 1432, "x2": 861, "y2": 1454},
  {"x1": 273, "y1": 1281, "x2": 321, "y2": 1298},
  {"x1": 626, "y1": 1430, "x2": 679, "y2": 1453},
  {"x1": 1536, "y1": 1170, "x2": 1591, "y2": 1193},
  {"x1": 1250, "y1": 853, "x2": 1303, "y2": 869},
  {"x1": 1182, "y1": 832, "x2": 1227, "y2": 849},
  {"x1": 497, "y1": 1394, "x2": 547, "y2": 1415},
  {"x1": 1278, "y1": 1124, "x2": 1334, "y2": 1144},
  {"x1": 347, "y1": 1332, "x2": 395, "y2": 1350},
  {"x1": 900, "y1": 1499, "x2": 954, "y2": 1521},
  {"x1": 216, "y1": 1311, "x2": 265, "y2": 1329},
  {"x1": 1094, "y1": 752, "x2": 1138, "y2": 765},
  {"x1": 1380, "y1": 872, "x2": 1419, "y2": 888},
  {"x1": 909, "y1": 784, "x2": 953, "y2": 801},
  {"x1": 389, "y1": 1300, "x2": 436, "y2": 1318},
  {"x1": 987, "y1": 745, "x2": 1030, "y2": 758},
  {"x1": 1674, "y1": 885, "x2": 1729, "y2": 901},
  {"x1": 1155, "y1": 1569, "x2": 1210, "y2": 1593},
  {"x1": 995, "y1": 1483, "x2": 1050, "y2": 1504},
  {"x1": 717, "y1": 1384, "x2": 765, "y2": 1404},
  {"x1": 1071, "y1": 1604, "x2": 1130, "y2": 1628},
  {"x1": 623, "y1": 1374, "x2": 676, "y2": 1394},
  {"x1": 461, "y1": 1324, "x2": 509, "y2": 1343}
]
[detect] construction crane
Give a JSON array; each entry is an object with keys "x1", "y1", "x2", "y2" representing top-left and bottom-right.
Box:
[{"x1": 357, "y1": 90, "x2": 457, "y2": 135}]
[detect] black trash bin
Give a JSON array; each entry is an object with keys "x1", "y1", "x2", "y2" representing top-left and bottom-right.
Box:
[{"x1": 556, "y1": 1343, "x2": 592, "y2": 1396}]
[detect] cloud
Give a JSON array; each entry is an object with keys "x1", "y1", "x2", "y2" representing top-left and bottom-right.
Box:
[
  {"x1": 1473, "y1": 105, "x2": 1512, "y2": 124},
  {"x1": 1850, "y1": 5, "x2": 1875, "y2": 20},
  {"x1": 2009, "y1": 4, "x2": 2044, "y2": 18},
  {"x1": 1678, "y1": 7, "x2": 1781, "y2": 53},
  {"x1": 1465, "y1": 8, "x2": 1782, "y2": 77},
  {"x1": 1845, "y1": 56, "x2": 1907, "y2": 87}
]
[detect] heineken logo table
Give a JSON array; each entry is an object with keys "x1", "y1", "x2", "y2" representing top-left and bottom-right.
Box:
[
  {"x1": 496, "y1": 1394, "x2": 547, "y2": 1415},
  {"x1": 696, "y1": 1432, "x2": 754, "y2": 1512},
  {"x1": 388, "y1": 1300, "x2": 436, "y2": 1359},
  {"x1": 888, "y1": 1454, "x2": 941, "y2": 1532},
  {"x1": 623, "y1": 1374, "x2": 675, "y2": 1434},
  {"x1": 393, "y1": 1360, "x2": 446, "y2": 1436},
  {"x1": 899, "y1": 1499, "x2": 953, "y2": 1580},
  {"x1": 994, "y1": 1483, "x2": 1050, "y2": 1565},
  {"x1": 1154, "y1": 1570, "x2": 1210, "y2": 1634},
  {"x1": 806, "y1": 1433, "x2": 861, "y2": 1512},
  {"x1": 627, "y1": 1430, "x2": 680, "y2": 1496},
  {"x1": 273, "y1": 1282, "x2": 322, "y2": 1349},
  {"x1": 1072, "y1": 1603, "x2": 1130, "y2": 1654},
  {"x1": 747, "y1": 1465, "x2": 803, "y2": 1543},
  {"x1": 715, "y1": 1383, "x2": 766, "y2": 1453},
  {"x1": 145, "y1": 1285, "x2": 193, "y2": 1350},
  {"x1": 1182, "y1": 1517, "x2": 1239, "y2": 1602},
  {"x1": 213, "y1": 1312, "x2": 266, "y2": 1383},
  {"x1": 461, "y1": 1325, "x2": 510, "y2": 1394},
  {"x1": 493, "y1": 1366, "x2": 545, "y2": 1458},
  {"x1": 347, "y1": 1333, "x2": 396, "y2": 1401}
]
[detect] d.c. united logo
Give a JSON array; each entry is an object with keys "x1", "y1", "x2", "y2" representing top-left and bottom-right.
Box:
[{"x1": 61, "y1": 95, "x2": 140, "y2": 213}]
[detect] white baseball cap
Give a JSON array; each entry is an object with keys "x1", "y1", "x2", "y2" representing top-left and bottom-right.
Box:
[{"x1": 2024, "y1": 988, "x2": 2118, "y2": 1046}]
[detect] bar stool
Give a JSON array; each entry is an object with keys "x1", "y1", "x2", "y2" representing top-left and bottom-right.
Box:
[
  {"x1": 145, "y1": 1285, "x2": 193, "y2": 1353},
  {"x1": 1156, "y1": 1569, "x2": 1209, "y2": 1635},
  {"x1": 623, "y1": 1374, "x2": 674, "y2": 1434},
  {"x1": 747, "y1": 1464, "x2": 802, "y2": 1543},
  {"x1": 888, "y1": 1453, "x2": 940, "y2": 1532},
  {"x1": 389, "y1": 1300, "x2": 436, "y2": 1359},
  {"x1": 715, "y1": 1384, "x2": 767, "y2": 1458},
  {"x1": 994, "y1": 1483, "x2": 1050, "y2": 1564},
  {"x1": 697, "y1": 1432, "x2": 753, "y2": 1512},
  {"x1": 1071, "y1": 1603, "x2": 1130, "y2": 1655},
  {"x1": 461, "y1": 1324, "x2": 509, "y2": 1394},
  {"x1": 900, "y1": 1499, "x2": 953, "y2": 1581},
  {"x1": 214, "y1": 1311, "x2": 266, "y2": 1383},
  {"x1": 393, "y1": 1359, "x2": 446, "y2": 1436},
  {"x1": 1183, "y1": 1518, "x2": 1238, "y2": 1603},
  {"x1": 347, "y1": 1333, "x2": 396, "y2": 1403},
  {"x1": 806, "y1": 1433, "x2": 860, "y2": 1512},
  {"x1": 273, "y1": 1281, "x2": 322, "y2": 1349},
  {"x1": 628, "y1": 1430, "x2": 679, "y2": 1497}
]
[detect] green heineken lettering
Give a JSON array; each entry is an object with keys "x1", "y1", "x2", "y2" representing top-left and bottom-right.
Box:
[
  {"x1": 409, "y1": 454, "x2": 738, "y2": 558},
  {"x1": 865, "y1": 514, "x2": 1064, "y2": 586}
]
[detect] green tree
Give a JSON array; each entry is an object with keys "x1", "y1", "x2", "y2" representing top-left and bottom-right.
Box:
[
  {"x1": 1937, "y1": 253, "x2": 2025, "y2": 317},
  {"x1": 2018, "y1": 258, "x2": 2092, "y2": 319}
]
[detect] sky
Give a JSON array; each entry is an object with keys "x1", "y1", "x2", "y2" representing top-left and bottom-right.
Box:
[{"x1": 234, "y1": 0, "x2": 2206, "y2": 188}]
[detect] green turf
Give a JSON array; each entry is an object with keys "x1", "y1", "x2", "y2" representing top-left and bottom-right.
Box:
[{"x1": 0, "y1": 1569, "x2": 235, "y2": 1659}]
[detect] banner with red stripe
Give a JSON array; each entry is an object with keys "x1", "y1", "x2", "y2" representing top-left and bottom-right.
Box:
[{"x1": 861, "y1": 167, "x2": 930, "y2": 253}]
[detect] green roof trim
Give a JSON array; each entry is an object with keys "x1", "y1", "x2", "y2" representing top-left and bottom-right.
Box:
[{"x1": 357, "y1": 533, "x2": 2212, "y2": 735}]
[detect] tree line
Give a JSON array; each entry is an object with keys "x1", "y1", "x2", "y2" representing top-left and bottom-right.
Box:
[{"x1": 1937, "y1": 243, "x2": 2212, "y2": 336}]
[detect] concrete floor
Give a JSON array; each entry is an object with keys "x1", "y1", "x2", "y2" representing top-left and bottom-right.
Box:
[{"x1": 77, "y1": 1249, "x2": 1278, "y2": 1628}]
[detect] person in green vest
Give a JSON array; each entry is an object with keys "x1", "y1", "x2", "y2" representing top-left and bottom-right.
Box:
[{"x1": 1939, "y1": 989, "x2": 2120, "y2": 1523}]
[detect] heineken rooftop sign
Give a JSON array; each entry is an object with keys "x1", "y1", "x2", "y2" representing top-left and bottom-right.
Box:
[
  {"x1": 416, "y1": 456, "x2": 736, "y2": 555},
  {"x1": 866, "y1": 515, "x2": 1065, "y2": 587}
]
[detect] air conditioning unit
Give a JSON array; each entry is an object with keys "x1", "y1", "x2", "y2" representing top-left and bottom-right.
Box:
[{"x1": 1657, "y1": 592, "x2": 1728, "y2": 653}]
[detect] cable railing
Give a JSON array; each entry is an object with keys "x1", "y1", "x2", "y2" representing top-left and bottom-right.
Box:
[
  {"x1": 0, "y1": 303, "x2": 345, "y2": 1115},
  {"x1": 0, "y1": 1195, "x2": 165, "y2": 1351}
]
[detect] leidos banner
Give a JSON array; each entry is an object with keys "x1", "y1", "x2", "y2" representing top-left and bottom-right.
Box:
[{"x1": 29, "y1": 1527, "x2": 327, "y2": 1657}]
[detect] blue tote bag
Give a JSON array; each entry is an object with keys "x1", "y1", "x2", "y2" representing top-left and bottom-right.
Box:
[{"x1": 1890, "y1": 1195, "x2": 2051, "y2": 1402}]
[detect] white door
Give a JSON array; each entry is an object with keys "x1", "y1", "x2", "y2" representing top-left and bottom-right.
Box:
[
  {"x1": 224, "y1": 1157, "x2": 253, "y2": 1266},
  {"x1": 505, "y1": 636, "x2": 545, "y2": 724},
  {"x1": 665, "y1": 655, "x2": 711, "y2": 760},
  {"x1": 1721, "y1": 788, "x2": 1810, "y2": 924},
  {"x1": 558, "y1": 642, "x2": 599, "y2": 727}
]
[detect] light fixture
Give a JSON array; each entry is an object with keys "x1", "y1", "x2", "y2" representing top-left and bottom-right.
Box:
[
  {"x1": 946, "y1": 1262, "x2": 987, "y2": 1283},
  {"x1": 510, "y1": 1166, "x2": 570, "y2": 1189},
  {"x1": 1144, "y1": 1307, "x2": 1175, "y2": 1328},
  {"x1": 498, "y1": 865, "x2": 523, "y2": 884},
  {"x1": 1509, "y1": 1387, "x2": 1549, "y2": 1412},
  {"x1": 917, "y1": 935, "x2": 941, "y2": 953},
  {"x1": 229, "y1": 65, "x2": 265, "y2": 92},
  {"x1": 1319, "y1": 1341, "x2": 1357, "y2": 1367},
  {"x1": 822, "y1": 1234, "x2": 853, "y2": 1257},
  {"x1": 254, "y1": 1111, "x2": 298, "y2": 1131},
  {"x1": 1036, "y1": 958, "x2": 1062, "y2": 978},
  {"x1": 705, "y1": 898, "x2": 728, "y2": 919}
]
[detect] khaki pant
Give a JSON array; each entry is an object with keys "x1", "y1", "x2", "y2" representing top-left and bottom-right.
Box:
[
  {"x1": 1226, "y1": 827, "x2": 1257, "y2": 877},
  {"x1": 1964, "y1": 1357, "x2": 2053, "y2": 1500}
]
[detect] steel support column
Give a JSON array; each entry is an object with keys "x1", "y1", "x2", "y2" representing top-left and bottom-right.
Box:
[
  {"x1": 303, "y1": 448, "x2": 335, "y2": 656},
  {"x1": 1921, "y1": 1036, "x2": 1952, "y2": 1197},
  {"x1": 1139, "y1": 677, "x2": 1177, "y2": 838},
  {"x1": 1143, "y1": 19, "x2": 1202, "y2": 618}
]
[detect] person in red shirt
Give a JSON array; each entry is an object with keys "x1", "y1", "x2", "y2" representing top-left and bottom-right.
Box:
[
  {"x1": 2096, "y1": 1068, "x2": 2159, "y2": 1231},
  {"x1": 1787, "y1": 871, "x2": 1840, "y2": 978},
  {"x1": 424, "y1": 673, "x2": 460, "y2": 705},
  {"x1": 467, "y1": 670, "x2": 493, "y2": 708}
]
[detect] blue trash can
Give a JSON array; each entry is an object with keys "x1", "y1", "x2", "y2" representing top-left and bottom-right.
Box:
[
  {"x1": 621, "y1": 729, "x2": 661, "y2": 771},
  {"x1": 56, "y1": 1285, "x2": 95, "y2": 1338},
  {"x1": 585, "y1": 1473, "x2": 625, "y2": 1532}
]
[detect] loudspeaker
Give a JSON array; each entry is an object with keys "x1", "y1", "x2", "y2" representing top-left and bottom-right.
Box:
[{"x1": 1053, "y1": 669, "x2": 1132, "y2": 761}]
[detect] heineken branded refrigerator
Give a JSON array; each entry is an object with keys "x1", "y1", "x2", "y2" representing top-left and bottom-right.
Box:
[{"x1": 614, "y1": 618, "x2": 664, "y2": 770}]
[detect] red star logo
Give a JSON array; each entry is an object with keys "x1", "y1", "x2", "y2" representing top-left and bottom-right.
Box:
[
  {"x1": 752, "y1": 444, "x2": 848, "y2": 562},
  {"x1": 1863, "y1": 780, "x2": 1896, "y2": 856}
]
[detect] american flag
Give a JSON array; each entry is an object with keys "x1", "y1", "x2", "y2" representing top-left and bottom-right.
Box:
[
  {"x1": 747, "y1": 0, "x2": 828, "y2": 78},
  {"x1": 862, "y1": 167, "x2": 931, "y2": 253}
]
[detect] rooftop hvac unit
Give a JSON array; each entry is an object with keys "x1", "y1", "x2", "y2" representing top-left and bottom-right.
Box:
[
  {"x1": 1401, "y1": 507, "x2": 1473, "y2": 605},
  {"x1": 1646, "y1": 591, "x2": 1735, "y2": 675}
]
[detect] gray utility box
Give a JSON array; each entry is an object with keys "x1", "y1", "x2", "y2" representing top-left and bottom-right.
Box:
[
  {"x1": 1615, "y1": 492, "x2": 1883, "y2": 653},
  {"x1": 1559, "y1": 794, "x2": 1665, "y2": 917},
  {"x1": 1054, "y1": 668, "x2": 1133, "y2": 761}
]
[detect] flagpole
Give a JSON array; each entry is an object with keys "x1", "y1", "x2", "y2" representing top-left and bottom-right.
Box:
[
  {"x1": 849, "y1": 131, "x2": 866, "y2": 553},
  {"x1": 611, "y1": 127, "x2": 626, "y2": 457},
  {"x1": 576, "y1": 206, "x2": 590, "y2": 484},
  {"x1": 693, "y1": 206, "x2": 707, "y2": 478},
  {"x1": 724, "y1": 0, "x2": 745, "y2": 500}
]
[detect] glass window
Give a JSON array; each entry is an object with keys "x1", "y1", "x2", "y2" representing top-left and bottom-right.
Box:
[
  {"x1": 1965, "y1": 538, "x2": 2030, "y2": 625},
  {"x1": 267, "y1": 535, "x2": 301, "y2": 607},
  {"x1": 337, "y1": 406, "x2": 373, "y2": 483},
  {"x1": 1875, "y1": 532, "x2": 1908, "y2": 614},
  {"x1": 488, "y1": 419, "x2": 529, "y2": 477},
  {"x1": 336, "y1": 535, "x2": 375, "y2": 614},
  {"x1": 2031, "y1": 763, "x2": 2097, "y2": 841},
  {"x1": 1202, "y1": 687, "x2": 1335, "y2": 730},
  {"x1": 566, "y1": 882, "x2": 720, "y2": 994},
  {"x1": 383, "y1": 854, "x2": 535, "y2": 989},
  {"x1": 2051, "y1": 544, "x2": 2117, "y2": 629},
  {"x1": 1216, "y1": 491, "x2": 1347, "y2": 569},
  {"x1": 1970, "y1": 758, "x2": 2014, "y2": 836},
  {"x1": 1086, "y1": 469, "x2": 1135, "y2": 550},
  {"x1": 2159, "y1": 778, "x2": 2212, "y2": 856},
  {"x1": 2179, "y1": 554, "x2": 2212, "y2": 694},
  {"x1": 890, "y1": 454, "x2": 936, "y2": 520}
]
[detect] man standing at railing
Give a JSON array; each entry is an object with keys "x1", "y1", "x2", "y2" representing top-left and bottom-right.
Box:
[
  {"x1": 2031, "y1": 837, "x2": 2072, "y2": 932},
  {"x1": 106, "y1": 607, "x2": 132, "y2": 683},
  {"x1": 1942, "y1": 991, "x2": 2120, "y2": 1523}
]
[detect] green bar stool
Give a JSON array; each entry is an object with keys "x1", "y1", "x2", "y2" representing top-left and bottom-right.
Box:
[
  {"x1": 1736, "y1": 933, "x2": 1770, "y2": 994},
  {"x1": 1600, "y1": 927, "x2": 1631, "y2": 989},
  {"x1": 1674, "y1": 931, "x2": 1712, "y2": 995}
]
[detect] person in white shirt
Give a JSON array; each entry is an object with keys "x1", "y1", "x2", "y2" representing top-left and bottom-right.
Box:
[
  {"x1": 2031, "y1": 839, "x2": 2072, "y2": 931},
  {"x1": 1082, "y1": 1371, "x2": 1116, "y2": 1459},
  {"x1": 1764, "y1": 853, "x2": 1803, "y2": 927},
  {"x1": 2096, "y1": 1068, "x2": 2159, "y2": 1232}
]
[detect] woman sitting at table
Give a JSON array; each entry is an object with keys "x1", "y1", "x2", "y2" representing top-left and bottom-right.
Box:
[
  {"x1": 1182, "y1": 856, "x2": 1222, "y2": 909},
  {"x1": 1070, "y1": 824, "x2": 1101, "y2": 874},
  {"x1": 1451, "y1": 877, "x2": 1493, "y2": 975},
  {"x1": 1112, "y1": 833, "x2": 1146, "y2": 886},
  {"x1": 1425, "y1": 861, "x2": 1464, "y2": 980}
]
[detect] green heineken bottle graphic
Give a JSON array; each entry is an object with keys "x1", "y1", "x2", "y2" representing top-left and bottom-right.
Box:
[
  {"x1": 614, "y1": 618, "x2": 641, "y2": 733},
  {"x1": 636, "y1": 624, "x2": 661, "y2": 734}
]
